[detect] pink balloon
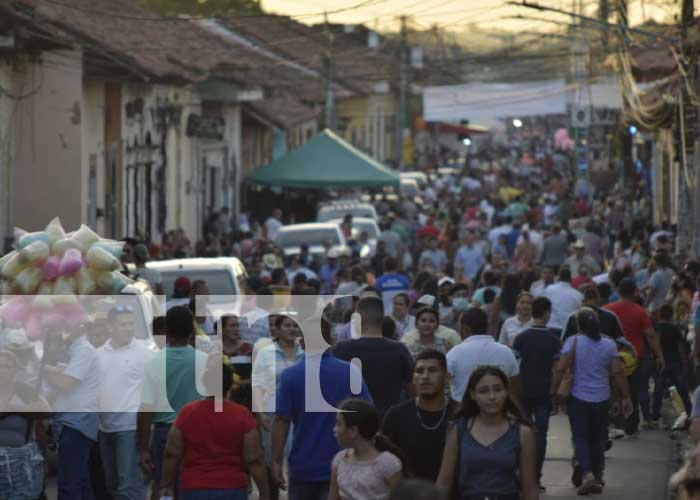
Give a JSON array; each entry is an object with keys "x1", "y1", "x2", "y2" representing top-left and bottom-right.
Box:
[
  {"x1": 59, "y1": 248, "x2": 83, "y2": 276},
  {"x1": 42, "y1": 256, "x2": 61, "y2": 281},
  {"x1": 0, "y1": 298, "x2": 30, "y2": 326},
  {"x1": 24, "y1": 312, "x2": 44, "y2": 340}
]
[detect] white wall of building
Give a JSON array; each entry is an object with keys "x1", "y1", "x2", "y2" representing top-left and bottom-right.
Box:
[
  {"x1": 81, "y1": 81, "x2": 106, "y2": 236},
  {"x1": 0, "y1": 61, "x2": 16, "y2": 248},
  {"x1": 13, "y1": 50, "x2": 84, "y2": 233},
  {"x1": 121, "y1": 83, "x2": 200, "y2": 242}
]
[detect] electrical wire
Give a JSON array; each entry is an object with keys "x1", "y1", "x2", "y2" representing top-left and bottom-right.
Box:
[{"x1": 0, "y1": 65, "x2": 44, "y2": 100}]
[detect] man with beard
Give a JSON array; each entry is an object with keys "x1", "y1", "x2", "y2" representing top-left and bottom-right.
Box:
[{"x1": 381, "y1": 349, "x2": 458, "y2": 481}]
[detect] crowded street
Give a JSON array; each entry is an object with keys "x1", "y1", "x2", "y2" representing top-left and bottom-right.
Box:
[{"x1": 3, "y1": 0, "x2": 700, "y2": 500}]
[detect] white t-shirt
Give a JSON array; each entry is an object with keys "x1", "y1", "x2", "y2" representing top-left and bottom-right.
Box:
[
  {"x1": 499, "y1": 316, "x2": 533, "y2": 347},
  {"x1": 544, "y1": 282, "x2": 583, "y2": 330},
  {"x1": 446, "y1": 335, "x2": 519, "y2": 402},
  {"x1": 97, "y1": 339, "x2": 155, "y2": 432}
]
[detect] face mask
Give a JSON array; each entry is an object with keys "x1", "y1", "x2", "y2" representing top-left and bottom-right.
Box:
[{"x1": 452, "y1": 297, "x2": 469, "y2": 311}]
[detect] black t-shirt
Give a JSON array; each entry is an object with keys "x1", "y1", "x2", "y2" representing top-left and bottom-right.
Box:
[
  {"x1": 655, "y1": 321, "x2": 684, "y2": 366},
  {"x1": 333, "y1": 337, "x2": 414, "y2": 416},
  {"x1": 382, "y1": 398, "x2": 458, "y2": 481},
  {"x1": 562, "y1": 306, "x2": 624, "y2": 342},
  {"x1": 513, "y1": 326, "x2": 562, "y2": 400}
]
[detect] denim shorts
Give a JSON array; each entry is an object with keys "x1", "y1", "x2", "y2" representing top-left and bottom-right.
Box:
[{"x1": 0, "y1": 442, "x2": 44, "y2": 500}]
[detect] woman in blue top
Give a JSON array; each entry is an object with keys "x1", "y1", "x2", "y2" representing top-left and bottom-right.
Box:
[
  {"x1": 552, "y1": 307, "x2": 632, "y2": 496},
  {"x1": 436, "y1": 366, "x2": 538, "y2": 500}
]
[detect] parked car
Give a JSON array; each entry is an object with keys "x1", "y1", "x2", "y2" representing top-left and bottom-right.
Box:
[
  {"x1": 399, "y1": 178, "x2": 420, "y2": 199},
  {"x1": 275, "y1": 222, "x2": 347, "y2": 258},
  {"x1": 147, "y1": 257, "x2": 247, "y2": 318},
  {"x1": 316, "y1": 202, "x2": 378, "y2": 222},
  {"x1": 400, "y1": 171, "x2": 428, "y2": 188}
]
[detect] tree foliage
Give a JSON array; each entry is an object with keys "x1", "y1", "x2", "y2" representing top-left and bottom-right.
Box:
[{"x1": 140, "y1": 0, "x2": 263, "y2": 16}]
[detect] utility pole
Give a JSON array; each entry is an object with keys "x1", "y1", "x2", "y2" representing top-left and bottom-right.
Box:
[
  {"x1": 570, "y1": 0, "x2": 592, "y2": 191},
  {"x1": 395, "y1": 15, "x2": 408, "y2": 167},
  {"x1": 600, "y1": 0, "x2": 609, "y2": 50},
  {"x1": 323, "y1": 12, "x2": 336, "y2": 131},
  {"x1": 680, "y1": 0, "x2": 699, "y2": 256}
]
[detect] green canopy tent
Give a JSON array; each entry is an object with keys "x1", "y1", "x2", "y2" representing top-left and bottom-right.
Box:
[{"x1": 246, "y1": 129, "x2": 400, "y2": 189}]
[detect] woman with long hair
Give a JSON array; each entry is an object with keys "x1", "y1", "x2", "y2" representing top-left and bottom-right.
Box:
[
  {"x1": 498, "y1": 292, "x2": 533, "y2": 348},
  {"x1": 401, "y1": 307, "x2": 450, "y2": 360},
  {"x1": 498, "y1": 273, "x2": 523, "y2": 320},
  {"x1": 436, "y1": 366, "x2": 539, "y2": 500},
  {"x1": 329, "y1": 399, "x2": 404, "y2": 500},
  {"x1": 409, "y1": 271, "x2": 434, "y2": 304},
  {"x1": 390, "y1": 293, "x2": 415, "y2": 339},
  {"x1": 551, "y1": 307, "x2": 632, "y2": 495}
]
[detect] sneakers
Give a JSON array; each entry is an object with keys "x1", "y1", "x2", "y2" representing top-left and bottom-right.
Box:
[
  {"x1": 610, "y1": 428, "x2": 626, "y2": 439},
  {"x1": 577, "y1": 473, "x2": 604, "y2": 495},
  {"x1": 642, "y1": 420, "x2": 659, "y2": 430}
]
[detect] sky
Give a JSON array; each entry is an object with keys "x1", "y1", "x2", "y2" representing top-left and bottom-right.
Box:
[{"x1": 260, "y1": 0, "x2": 678, "y2": 33}]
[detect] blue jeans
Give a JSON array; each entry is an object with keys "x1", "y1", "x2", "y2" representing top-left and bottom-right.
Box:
[
  {"x1": 288, "y1": 480, "x2": 329, "y2": 500},
  {"x1": 57, "y1": 426, "x2": 95, "y2": 500},
  {"x1": 567, "y1": 397, "x2": 609, "y2": 478},
  {"x1": 99, "y1": 430, "x2": 146, "y2": 500},
  {"x1": 521, "y1": 397, "x2": 551, "y2": 481},
  {"x1": 182, "y1": 489, "x2": 248, "y2": 500},
  {"x1": 652, "y1": 364, "x2": 693, "y2": 420}
]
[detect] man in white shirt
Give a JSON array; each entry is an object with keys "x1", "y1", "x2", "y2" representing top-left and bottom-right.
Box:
[
  {"x1": 265, "y1": 208, "x2": 283, "y2": 241},
  {"x1": 98, "y1": 307, "x2": 155, "y2": 500},
  {"x1": 530, "y1": 265, "x2": 556, "y2": 297},
  {"x1": 447, "y1": 308, "x2": 520, "y2": 402},
  {"x1": 544, "y1": 267, "x2": 583, "y2": 334}
]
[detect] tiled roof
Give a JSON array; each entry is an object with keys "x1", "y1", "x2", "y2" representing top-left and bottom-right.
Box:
[
  {"x1": 10, "y1": 0, "x2": 323, "y2": 98},
  {"x1": 220, "y1": 15, "x2": 394, "y2": 95},
  {"x1": 248, "y1": 93, "x2": 319, "y2": 129}
]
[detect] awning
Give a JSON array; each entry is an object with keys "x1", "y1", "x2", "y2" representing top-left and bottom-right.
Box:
[{"x1": 246, "y1": 129, "x2": 400, "y2": 189}]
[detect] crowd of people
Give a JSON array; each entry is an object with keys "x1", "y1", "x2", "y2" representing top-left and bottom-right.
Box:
[{"x1": 3, "y1": 151, "x2": 700, "y2": 500}]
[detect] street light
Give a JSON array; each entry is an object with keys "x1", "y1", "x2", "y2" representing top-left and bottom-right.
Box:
[
  {"x1": 462, "y1": 137, "x2": 472, "y2": 146},
  {"x1": 512, "y1": 118, "x2": 523, "y2": 128}
]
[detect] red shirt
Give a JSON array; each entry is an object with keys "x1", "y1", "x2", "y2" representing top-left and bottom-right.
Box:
[
  {"x1": 603, "y1": 300, "x2": 652, "y2": 357},
  {"x1": 572, "y1": 276, "x2": 593, "y2": 290},
  {"x1": 175, "y1": 399, "x2": 257, "y2": 490},
  {"x1": 417, "y1": 225, "x2": 440, "y2": 240}
]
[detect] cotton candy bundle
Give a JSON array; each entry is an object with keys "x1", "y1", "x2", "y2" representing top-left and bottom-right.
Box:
[{"x1": 0, "y1": 218, "x2": 130, "y2": 339}]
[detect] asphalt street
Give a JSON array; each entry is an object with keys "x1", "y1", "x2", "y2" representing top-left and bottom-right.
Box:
[
  {"x1": 44, "y1": 413, "x2": 676, "y2": 499},
  {"x1": 541, "y1": 414, "x2": 675, "y2": 500}
]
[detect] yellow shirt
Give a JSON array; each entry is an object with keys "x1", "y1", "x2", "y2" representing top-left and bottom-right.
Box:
[{"x1": 401, "y1": 325, "x2": 461, "y2": 351}]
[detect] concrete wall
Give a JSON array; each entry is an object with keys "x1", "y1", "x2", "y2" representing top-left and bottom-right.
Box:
[
  {"x1": 0, "y1": 61, "x2": 17, "y2": 248},
  {"x1": 13, "y1": 50, "x2": 84, "y2": 233},
  {"x1": 81, "y1": 81, "x2": 106, "y2": 236}
]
